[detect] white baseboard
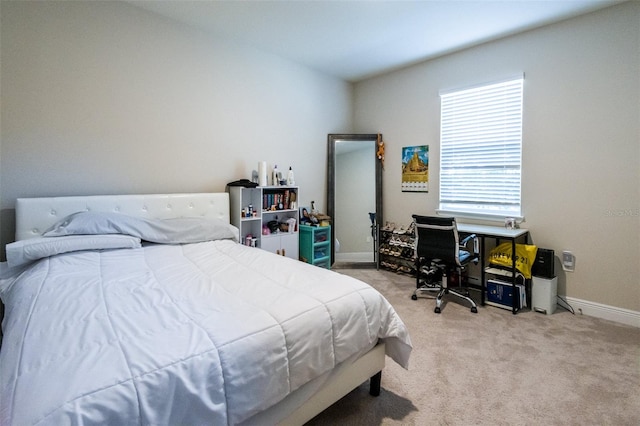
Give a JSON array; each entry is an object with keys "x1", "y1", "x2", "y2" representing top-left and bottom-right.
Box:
[
  {"x1": 564, "y1": 297, "x2": 640, "y2": 328},
  {"x1": 335, "y1": 252, "x2": 374, "y2": 262}
]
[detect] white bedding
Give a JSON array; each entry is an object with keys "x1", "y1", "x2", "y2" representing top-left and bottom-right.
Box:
[{"x1": 0, "y1": 240, "x2": 411, "y2": 425}]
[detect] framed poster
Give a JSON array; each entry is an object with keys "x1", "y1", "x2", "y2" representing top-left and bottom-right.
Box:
[{"x1": 402, "y1": 145, "x2": 429, "y2": 192}]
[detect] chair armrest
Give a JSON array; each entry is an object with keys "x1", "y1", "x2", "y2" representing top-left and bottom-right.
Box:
[
  {"x1": 460, "y1": 233, "x2": 479, "y2": 262},
  {"x1": 460, "y1": 233, "x2": 476, "y2": 249}
]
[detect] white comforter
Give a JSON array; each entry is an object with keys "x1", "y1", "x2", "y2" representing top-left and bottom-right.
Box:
[{"x1": 0, "y1": 240, "x2": 411, "y2": 425}]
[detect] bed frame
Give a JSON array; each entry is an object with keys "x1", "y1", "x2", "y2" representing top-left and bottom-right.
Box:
[{"x1": 13, "y1": 192, "x2": 386, "y2": 425}]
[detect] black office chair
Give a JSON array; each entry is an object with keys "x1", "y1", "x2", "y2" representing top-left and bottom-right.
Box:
[{"x1": 411, "y1": 215, "x2": 479, "y2": 313}]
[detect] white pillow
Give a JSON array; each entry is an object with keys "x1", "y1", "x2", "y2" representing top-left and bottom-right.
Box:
[{"x1": 6, "y1": 234, "x2": 142, "y2": 267}]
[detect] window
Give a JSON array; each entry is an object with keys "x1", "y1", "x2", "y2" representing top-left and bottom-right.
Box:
[{"x1": 439, "y1": 76, "x2": 524, "y2": 219}]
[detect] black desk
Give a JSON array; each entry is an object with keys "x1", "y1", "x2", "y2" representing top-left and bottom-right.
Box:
[{"x1": 457, "y1": 223, "x2": 530, "y2": 314}]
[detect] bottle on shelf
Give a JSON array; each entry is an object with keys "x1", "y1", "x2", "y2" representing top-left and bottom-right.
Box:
[
  {"x1": 272, "y1": 164, "x2": 279, "y2": 186},
  {"x1": 287, "y1": 166, "x2": 295, "y2": 185}
]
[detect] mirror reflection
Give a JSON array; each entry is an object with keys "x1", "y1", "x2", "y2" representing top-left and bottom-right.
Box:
[{"x1": 327, "y1": 134, "x2": 382, "y2": 268}]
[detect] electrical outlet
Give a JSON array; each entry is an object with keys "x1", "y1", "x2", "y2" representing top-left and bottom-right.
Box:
[{"x1": 562, "y1": 250, "x2": 575, "y2": 272}]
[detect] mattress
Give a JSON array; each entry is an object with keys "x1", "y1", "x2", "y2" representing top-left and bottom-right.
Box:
[{"x1": 0, "y1": 239, "x2": 411, "y2": 425}]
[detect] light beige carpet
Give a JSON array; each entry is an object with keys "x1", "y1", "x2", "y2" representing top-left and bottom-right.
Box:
[{"x1": 306, "y1": 268, "x2": 640, "y2": 425}]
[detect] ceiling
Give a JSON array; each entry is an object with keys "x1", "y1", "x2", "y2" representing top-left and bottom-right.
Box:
[{"x1": 128, "y1": 0, "x2": 623, "y2": 82}]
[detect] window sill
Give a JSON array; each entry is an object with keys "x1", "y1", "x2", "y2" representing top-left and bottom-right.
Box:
[{"x1": 436, "y1": 209, "x2": 524, "y2": 224}]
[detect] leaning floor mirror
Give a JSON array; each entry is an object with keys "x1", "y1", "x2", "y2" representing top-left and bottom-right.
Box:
[{"x1": 327, "y1": 134, "x2": 383, "y2": 268}]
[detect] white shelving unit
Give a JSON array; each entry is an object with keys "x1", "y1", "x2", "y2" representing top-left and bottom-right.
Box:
[{"x1": 228, "y1": 185, "x2": 299, "y2": 259}]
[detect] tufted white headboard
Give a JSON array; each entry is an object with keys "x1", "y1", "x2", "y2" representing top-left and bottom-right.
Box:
[{"x1": 15, "y1": 193, "x2": 230, "y2": 241}]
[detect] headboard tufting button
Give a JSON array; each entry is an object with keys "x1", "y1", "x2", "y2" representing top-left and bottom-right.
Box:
[
  {"x1": 50, "y1": 210, "x2": 56, "y2": 216},
  {"x1": 32, "y1": 228, "x2": 39, "y2": 234},
  {"x1": 166, "y1": 204, "x2": 173, "y2": 210}
]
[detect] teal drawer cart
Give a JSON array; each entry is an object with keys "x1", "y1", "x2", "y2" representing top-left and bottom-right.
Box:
[{"x1": 299, "y1": 225, "x2": 331, "y2": 269}]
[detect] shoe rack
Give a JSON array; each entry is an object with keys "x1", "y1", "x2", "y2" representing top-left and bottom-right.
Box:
[{"x1": 379, "y1": 222, "x2": 416, "y2": 275}]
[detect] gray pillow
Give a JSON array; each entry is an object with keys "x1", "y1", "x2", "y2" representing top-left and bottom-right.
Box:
[{"x1": 44, "y1": 212, "x2": 239, "y2": 244}]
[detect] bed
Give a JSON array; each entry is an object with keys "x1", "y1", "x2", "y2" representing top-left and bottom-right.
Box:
[{"x1": 0, "y1": 193, "x2": 412, "y2": 425}]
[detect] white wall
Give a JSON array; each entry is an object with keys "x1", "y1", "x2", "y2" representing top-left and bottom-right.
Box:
[
  {"x1": 0, "y1": 1, "x2": 352, "y2": 250},
  {"x1": 354, "y1": 2, "x2": 640, "y2": 312}
]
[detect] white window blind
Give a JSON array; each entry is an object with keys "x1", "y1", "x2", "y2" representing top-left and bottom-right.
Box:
[{"x1": 439, "y1": 77, "x2": 523, "y2": 218}]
